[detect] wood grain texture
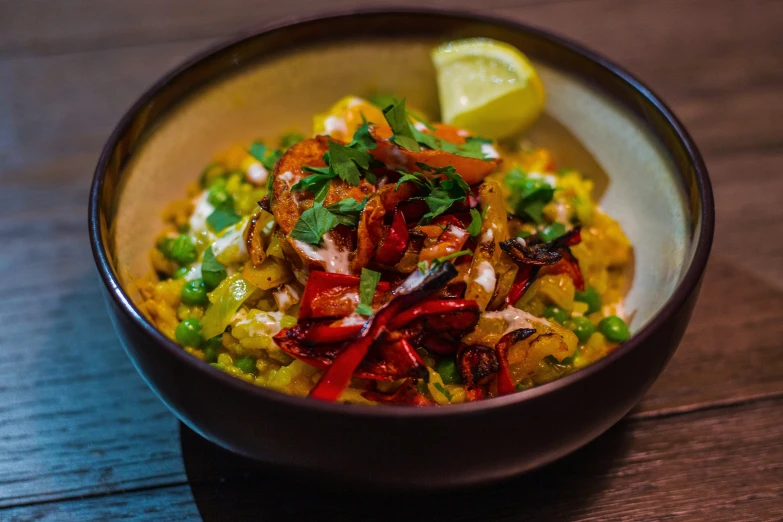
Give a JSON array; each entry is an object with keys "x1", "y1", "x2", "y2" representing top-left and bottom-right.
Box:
[
  {"x1": 0, "y1": 0, "x2": 782, "y2": 516},
  {"x1": 5, "y1": 400, "x2": 782, "y2": 521}
]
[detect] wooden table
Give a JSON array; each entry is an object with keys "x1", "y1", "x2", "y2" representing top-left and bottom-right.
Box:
[{"x1": 1, "y1": 0, "x2": 782, "y2": 519}]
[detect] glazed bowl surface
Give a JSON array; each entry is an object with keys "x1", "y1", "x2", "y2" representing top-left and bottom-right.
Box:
[{"x1": 89, "y1": 9, "x2": 713, "y2": 488}]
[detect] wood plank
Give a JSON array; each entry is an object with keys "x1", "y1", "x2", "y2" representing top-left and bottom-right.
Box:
[
  {"x1": 5, "y1": 399, "x2": 782, "y2": 521},
  {"x1": 0, "y1": 0, "x2": 552, "y2": 57}
]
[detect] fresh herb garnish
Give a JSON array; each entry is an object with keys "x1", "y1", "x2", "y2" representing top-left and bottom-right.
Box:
[
  {"x1": 414, "y1": 165, "x2": 469, "y2": 223},
  {"x1": 249, "y1": 142, "x2": 283, "y2": 170},
  {"x1": 327, "y1": 140, "x2": 371, "y2": 186},
  {"x1": 289, "y1": 202, "x2": 338, "y2": 245},
  {"x1": 505, "y1": 167, "x2": 555, "y2": 224},
  {"x1": 433, "y1": 382, "x2": 453, "y2": 401},
  {"x1": 355, "y1": 268, "x2": 381, "y2": 316},
  {"x1": 206, "y1": 208, "x2": 242, "y2": 233},
  {"x1": 279, "y1": 132, "x2": 305, "y2": 149},
  {"x1": 349, "y1": 122, "x2": 377, "y2": 151},
  {"x1": 369, "y1": 93, "x2": 398, "y2": 109},
  {"x1": 325, "y1": 197, "x2": 367, "y2": 227},
  {"x1": 395, "y1": 171, "x2": 433, "y2": 191},
  {"x1": 434, "y1": 250, "x2": 472, "y2": 265},
  {"x1": 292, "y1": 167, "x2": 334, "y2": 203},
  {"x1": 383, "y1": 98, "x2": 421, "y2": 152},
  {"x1": 467, "y1": 208, "x2": 483, "y2": 237},
  {"x1": 201, "y1": 246, "x2": 227, "y2": 290}
]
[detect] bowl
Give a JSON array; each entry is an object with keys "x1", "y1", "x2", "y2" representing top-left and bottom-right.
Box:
[{"x1": 89, "y1": 8, "x2": 714, "y2": 488}]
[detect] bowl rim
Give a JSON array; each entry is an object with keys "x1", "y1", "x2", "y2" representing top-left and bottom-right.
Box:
[{"x1": 89, "y1": 7, "x2": 714, "y2": 419}]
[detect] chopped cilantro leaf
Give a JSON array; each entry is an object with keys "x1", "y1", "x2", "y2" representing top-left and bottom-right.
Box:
[
  {"x1": 289, "y1": 203, "x2": 338, "y2": 245},
  {"x1": 368, "y1": 93, "x2": 398, "y2": 109},
  {"x1": 327, "y1": 141, "x2": 371, "y2": 186},
  {"x1": 355, "y1": 268, "x2": 381, "y2": 316},
  {"x1": 382, "y1": 98, "x2": 421, "y2": 152},
  {"x1": 325, "y1": 197, "x2": 366, "y2": 227},
  {"x1": 291, "y1": 168, "x2": 335, "y2": 203},
  {"x1": 418, "y1": 260, "x2": 429, "y2": 274},
  {"x1": 467, "y1": 208, "x2": 483, "y2": 236},
  {"x1": 206, "y1": 208, "x2": 242, "y2": 232},
  {"x1": 434, "y1": 250, "x2": 471, "y2": 265},
  {"x1": 349, "y1": 123, "x2": 377, "y2": 150},
  {"x1": 457, "y1": 137, "x2": 492, "y2": 160},
  {"x1": 201, "y1": 246, "x2": 227, "y2": 290},
  {"x1": 249, "y1": 142, "x2": 283, "y2": 170},
  {"x1": 396, "y1": 171, "x2": 433, "y2": 191},
  {"x1": 505, "y1": 167, "x2": 555, "y2": 224},
  {"x1": 279, "y1": 132, "x2": 305, "y2": 149}
]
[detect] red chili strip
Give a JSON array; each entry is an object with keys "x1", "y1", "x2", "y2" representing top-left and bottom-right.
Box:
[
  {"x1": 495, "y1": 328, "x2": 537, "y2": 395},
  {"x1": 374, "y1": 209, "x2": 409, "y2": 266},
  {"x1": 310, "y1": 263, "x2": 457, "y2": 401},
  {"x1": 420, "y1": 333, "x2": 460, "y2": 355},
  {"x1": 505, "y1": 265, "x2": 541, "y2": 306},
  {"x1": 387, "y1": 299, "x2": 479, "y2": 331},
  {"x1": 298, "y1": 271, "x2": 390, "y2": 319}
]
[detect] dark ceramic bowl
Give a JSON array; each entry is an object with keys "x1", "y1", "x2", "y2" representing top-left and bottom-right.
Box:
[{"x1": 89, "y1": 9, "x2": 713, "y2": 488}]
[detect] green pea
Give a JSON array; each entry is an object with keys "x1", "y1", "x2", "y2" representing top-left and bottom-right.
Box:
[
  {"x1": 200, "y1": 162, "x2": 227, "y2": 187},
  {"x1": 435, "y1": 358, "x2": 463, "y2": 385},
  {"x1": 202, "y1": 266, "x2": 227, "y2": 291},
  {"x1": 169, "y1": 235, "x2": 197, "y2": 265},
  {"x1": 172, "y1": 266, "x2": 189, "y2": 279},
  {"x1": 568, "y1": 316, "x2": 595, "y2": 343},
  {"x1": 599, "y1": 315, "x2": 630, "y2": 343},
  {"x1": 202, "y1": 336, "x2": 222, "y2": 363},
  {"x1": 157, "y1": 237, "x2": 175, "y2": 258},
  {"x1": 175, "y1": 318, "x2": 202, "y2": 347},
  {"x1": 544, "y1": 306, "x2": 568, "y2": 325},
  {"x1": 575, "y1": 286, "x2": 602, "y2": 314},
  {"x1": 207, "y1": 184, "x2": 233, "y2": 208},
  {"x1": 235, "y1": 356, "x2": 257, "y2": 375},
  {"x1": 539, "y1": 222, "x2": 566, "y2": 243},
  {"x1": 181, "y1": 279, "x2": 207, "y2": 306}
]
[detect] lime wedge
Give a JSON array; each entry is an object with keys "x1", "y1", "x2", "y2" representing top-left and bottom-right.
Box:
[{"x1": 431, "y1": 38, "x2": 546, "y2": 139}]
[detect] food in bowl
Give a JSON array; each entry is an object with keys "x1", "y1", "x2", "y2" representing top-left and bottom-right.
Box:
[{"x1": 139, "y1": 39, "x2": 632, "y2": 405}]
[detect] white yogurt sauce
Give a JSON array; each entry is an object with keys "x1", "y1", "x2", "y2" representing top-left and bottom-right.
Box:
[
  {"x1": 413, "y1": 122, "x2": 428, "y2": 132},
  {"x1": 527, "y1": 172, "x2": 558, "y2": 188},
  {"x1": 294, "y1": 232, "x2": 351, "y2": 274},
  {"x1": 515, "y1": 237, "x2": 527, "y2": 248},
  {"x1": 481, "y1": 143, "x2": 500, "y2": 159},
  {"x1": 273, "y1": 284, "x2": 301, "y2": 312},
  {"x1": 211, "y1": 222, "x2": 249, "y2": 264},
  {"x1": 235, "y1": 311, "x2": 285, "y2": 337},
  {"x1": 474, "y1": 261, "x2": 497, "y2": 293},
  {"x1": 246, "y1": 162, "x2": 269, "y2": 186},
  {"x1": 337, "y1": 313, "x2": 369, "y2": 327},
  {"x1": 189, "y1": 191, "x2": 215, "y2": 233},
  {"x1": 324, "y1": 116, "x2": 347, "y2": 136},
  {"x1": 279, "y1": 170, "x2": 299, "y2": 186},
  {"x1": 481, "y1": 228, "x2": 495, "y2": 244},
  {"x1": 484, "y1": 307, "x2": 552, "y2": 334}
]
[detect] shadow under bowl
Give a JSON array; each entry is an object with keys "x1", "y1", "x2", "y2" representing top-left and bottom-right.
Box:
[{"x1": 89, "y1": 9, "x2": 713, "y2": 488}]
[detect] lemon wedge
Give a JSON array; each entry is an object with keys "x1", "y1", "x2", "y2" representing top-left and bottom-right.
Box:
[{"x1": 431, "y1": 38, "x2": 546, "y2": 139}]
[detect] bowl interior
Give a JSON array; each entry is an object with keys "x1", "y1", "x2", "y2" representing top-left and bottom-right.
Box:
[{"x1": 108, "y1": 17, "x2": 694, "y2": 333}]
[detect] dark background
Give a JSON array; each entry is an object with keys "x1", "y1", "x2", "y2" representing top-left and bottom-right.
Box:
[{"x1": 1, "y1": 0, "x2": 782, "y2": 520}]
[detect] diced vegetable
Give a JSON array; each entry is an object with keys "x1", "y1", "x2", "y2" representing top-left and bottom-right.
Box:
[
  {"x1": 200, "y1": 274, "x2": 257, "y2": 339},
  {"x1": 242, "y1": 258, "x2": 292, "y2": 290}
]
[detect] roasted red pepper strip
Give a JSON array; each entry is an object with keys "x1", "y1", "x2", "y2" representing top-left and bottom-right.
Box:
[
  {"x1": 310, "y1": 262, "x2": 458, "y2": 401},
  {"x1": 363, "y1": 378, "x2": 433, "y2": 406},
  {"x1": 505, "y1": 265, "x2": 541, "y2": 306},
  {"x1": 301, "y1": 321, "x2": 364, "y2": 344},
  {"x1": 374, "y1": 209, "x2": 409, "y2": 265},
  {"x1": 274, "y1": 322, "x2": 425, "y2": 381},
  {"x1": 457, "y1": 344, "x2": 499, "y2": 402},
  {"x1": 495, "y1": 328, "x2": 537, "y2": 395},
  {"x1": 420, "y1": 333, "x2": 460, "y2": 355},
  {"x1": 539, "y1": 248, "x2": 585, "y2": 291},
  {"x1": 298, "y1": 272, "x2": 391, "y2": 319},
  {"x1": 387, "y1": 299, "x2": 479, "y2": 331}
]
